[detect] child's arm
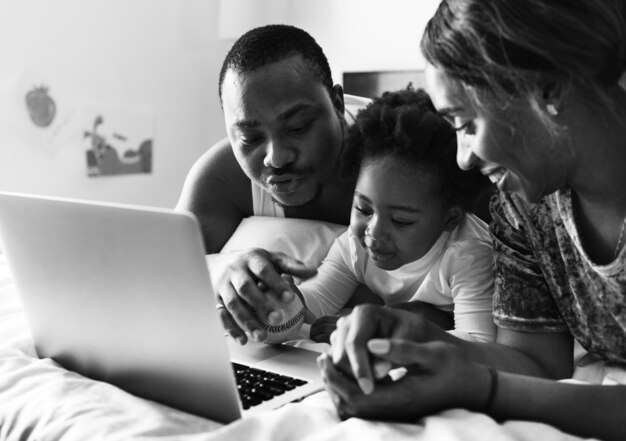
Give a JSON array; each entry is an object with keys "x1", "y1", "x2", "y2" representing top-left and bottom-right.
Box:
[
  {"x1": 445, "y1": 239, "x2": 496, "y2": 342},
  {"x1": 297, "y1": 232, "x2": 361, "y2": 320}
]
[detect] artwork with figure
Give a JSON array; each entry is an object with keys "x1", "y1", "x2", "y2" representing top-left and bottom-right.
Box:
[{"x1": 83, "y1": 105, "x2": 153, "y2": 177}]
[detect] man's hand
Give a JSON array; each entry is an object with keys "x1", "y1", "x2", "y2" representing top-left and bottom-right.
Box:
[{"x1": 215, "y1": 248, "x2": 317, "y2": 344}]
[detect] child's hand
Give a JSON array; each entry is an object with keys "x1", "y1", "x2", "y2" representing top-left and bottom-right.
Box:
[
  {"x1": 310, "y1": 311, "x2": 350, "y2": 343},
  {"x1": 310, "y1": 315, "x2": 340, "y2": 343}
]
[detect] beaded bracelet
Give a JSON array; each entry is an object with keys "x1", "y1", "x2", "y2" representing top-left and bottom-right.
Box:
[{"x1": 484, "y1": 366, "x2": 499, "y2": 413}]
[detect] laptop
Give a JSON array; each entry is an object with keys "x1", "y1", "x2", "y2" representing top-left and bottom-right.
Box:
[{"x1": 0, "y1": 191, "x2": 324, "y2": 423}]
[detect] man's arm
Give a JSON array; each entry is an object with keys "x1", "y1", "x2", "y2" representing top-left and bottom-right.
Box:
[
  {"x1": 176, "y1": 137, "x2": 252, "y2": 253},
  {"x1": 177, "y1": 137, "x2": 317, "y2": 344}
]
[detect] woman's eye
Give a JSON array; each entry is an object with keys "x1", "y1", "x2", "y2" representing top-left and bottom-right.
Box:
[
  {"x1": 354, "y1": 205, "x2": 371, "y2": 216},
  {"x1": 454, "y1": 121, "x2": 476, "y2": 135}
]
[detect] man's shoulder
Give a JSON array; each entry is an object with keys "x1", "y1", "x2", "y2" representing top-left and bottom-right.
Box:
[{"x1": 177, "y1": 137, "x2": 252, "y2": 222}]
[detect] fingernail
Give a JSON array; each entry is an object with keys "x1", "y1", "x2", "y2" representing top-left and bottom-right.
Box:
[
  {"x1": 358, "y1": 378, "x2": 374, "y2": 395},
  {"x1": 268, "y1": 310, "x2": 282, "y2": 324},
  {"x1": 281, "y1": 290, "x2": 294, "y2": 302},
  {"x1": 373, "y1": 360, "x2": 392, "y2": 379},
  {"x1": 367, "y1": 339, "x2": 390, "y2": 355}
]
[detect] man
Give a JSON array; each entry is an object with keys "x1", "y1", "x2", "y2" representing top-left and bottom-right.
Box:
[{"x1": 176, "y1": 24, "x2": 369, "y2": 344}]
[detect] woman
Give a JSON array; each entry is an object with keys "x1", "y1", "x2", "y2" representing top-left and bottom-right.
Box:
[{"x1": 317, "y1": 1, "x2": 626, "y2": 440}]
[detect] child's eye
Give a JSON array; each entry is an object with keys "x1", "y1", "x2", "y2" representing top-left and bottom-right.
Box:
[{"x1": 391, "y1": 218, "x2": 414, "y2": 227}]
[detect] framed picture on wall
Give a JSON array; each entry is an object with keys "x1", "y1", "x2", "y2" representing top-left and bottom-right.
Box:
[{"x1": 342, "y1": 70, "x2": 426, "y2": 99}]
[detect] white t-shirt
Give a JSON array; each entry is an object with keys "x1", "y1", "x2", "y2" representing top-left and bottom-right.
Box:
[
  {"x1": 251, "y1": 94, "x2": 371, "y2": 216},
  {"x1": 299, "y1": 213, "x2": 496, "y2": 342}
]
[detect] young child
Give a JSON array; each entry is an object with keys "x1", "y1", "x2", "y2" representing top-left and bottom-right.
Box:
[{"x1": 296, "y1": 86, "x2": 496, "y2": 343}]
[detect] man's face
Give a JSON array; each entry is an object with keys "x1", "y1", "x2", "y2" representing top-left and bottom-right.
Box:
[{"x1": 221, "y1": 55, "x2": 345, "y2": 207}]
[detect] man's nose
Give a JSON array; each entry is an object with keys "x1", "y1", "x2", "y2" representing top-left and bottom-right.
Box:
[{"x1": 263, "y1": 137, "x2": 296, "y2": 169}]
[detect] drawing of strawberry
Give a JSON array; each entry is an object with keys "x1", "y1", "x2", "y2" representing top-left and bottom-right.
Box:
[{"x1": 25, "y1": 85, "x2": 56, "y2": 128}]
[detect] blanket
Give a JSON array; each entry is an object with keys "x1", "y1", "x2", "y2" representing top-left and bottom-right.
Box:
[{"x1": 0, "y1": 252, "x2": 604, "y2": 441}]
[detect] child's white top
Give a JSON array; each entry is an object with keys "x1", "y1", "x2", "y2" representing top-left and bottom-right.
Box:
[{"x1": 299, "y1": 213, "x2": 495, "y2": 342}]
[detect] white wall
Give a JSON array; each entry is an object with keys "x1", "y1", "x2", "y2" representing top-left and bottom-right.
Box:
[
  {"x1": 0, "y1": 0, "x2": 230, "y2": 207},
  {"x1": 0, "y1": 0, "x2": 440, "y2": 208}
]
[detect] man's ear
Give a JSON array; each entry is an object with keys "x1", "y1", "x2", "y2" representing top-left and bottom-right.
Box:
[
  {"x1": 332, "y1": 84, "x2": 345, "y2": 115},
  {"x1": 443, "y1": 206, "x2": 465, "y2": 232}
]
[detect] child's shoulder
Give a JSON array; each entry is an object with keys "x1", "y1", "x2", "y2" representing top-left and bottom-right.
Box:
[{"x1": 450, "y1": 213, "x2": 491, "y2": 244}]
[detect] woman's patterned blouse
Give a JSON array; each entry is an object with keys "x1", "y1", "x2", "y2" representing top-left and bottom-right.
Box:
[{"x1": 491, "y1": 189, "x2": 626, "y2": 363}]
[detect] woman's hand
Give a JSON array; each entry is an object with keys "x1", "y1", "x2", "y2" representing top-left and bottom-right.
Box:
[
  {"x1": 215, "y1": 248, "x2": 317, "y2": 344},
  {"x1": 328, "y1": 304, "x2": 452, "y2": 394},
  {"x1": 318, "y1": 337, "x2": 491, "y2": 421}
]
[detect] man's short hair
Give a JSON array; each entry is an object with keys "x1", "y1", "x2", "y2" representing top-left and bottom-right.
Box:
[{"x1": 218, "y1": 24, "x2": 334, "y2": 103}]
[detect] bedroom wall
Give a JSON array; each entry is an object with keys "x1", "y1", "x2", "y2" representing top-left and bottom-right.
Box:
[
  {"x1": 0, "y1": 0, "x2": 229, "y2": 208},
  {"x1": 0, "y1": 0, "x2": 440, "y2": 208}
]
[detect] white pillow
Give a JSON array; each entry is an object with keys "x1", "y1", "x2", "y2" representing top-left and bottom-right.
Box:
[
  {"x1": 206, "y1": 216, "x2": 347, "y2": 289},
  {"x1": 221, "y1": 216, "x2": 346, "y2": 267}
]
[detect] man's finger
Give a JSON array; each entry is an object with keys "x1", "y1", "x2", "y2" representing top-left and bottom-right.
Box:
[
  {"x1": 271, "y1": 252, "x2": 318, "y2": 279},
  {"x1": 246, "y1": 252, "x2": 298, "y2": 303},
  {"x1": 318, "y1": 354, "x2": 361, "y2": 403},
  {"x1": 227, "y1": 268, "x2": 281, "y2": 325},
  {"x1": 216, "y1": 303, "x2": 247, "y2": 345},
  {"x1": 220, "y1": 282, "x2": 267, "y2": 342}
]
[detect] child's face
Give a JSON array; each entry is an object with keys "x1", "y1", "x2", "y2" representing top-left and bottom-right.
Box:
[{"x1": 350, "y1": 155, "x2": 454, "y2": 271}]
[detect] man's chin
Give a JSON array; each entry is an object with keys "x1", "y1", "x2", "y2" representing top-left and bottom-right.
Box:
[
  {"x1": 270, "y1": 186, "x2": 321, "y2": 209},
  {"x1": 271, "y1": 194, "x2": 311, "y2": 209}
]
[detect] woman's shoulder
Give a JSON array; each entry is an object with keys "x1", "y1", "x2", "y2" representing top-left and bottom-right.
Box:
[{"x1": 490, "y1": 191, "x2": 561, "y2": 231}]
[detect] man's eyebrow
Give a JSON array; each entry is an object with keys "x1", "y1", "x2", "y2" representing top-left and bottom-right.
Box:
[
  {"x1": 277, "y1": 103, "x2": 317, "y2": 121},
  {"x1": 232, "y1": 103, "x2": 317, "y2": 129}
]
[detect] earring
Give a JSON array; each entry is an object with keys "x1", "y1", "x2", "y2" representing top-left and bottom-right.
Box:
[{"x1": 546, "y1": 103, "x2": 559, "y2": 116}]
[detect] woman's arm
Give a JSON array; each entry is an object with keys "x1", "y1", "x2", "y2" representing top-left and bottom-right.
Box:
[
  {"x1": 493, "y1": 371, "x2": 626, "y2": 441},
  {"x1": 320, "y1": 326, "x2": 625, "y2": 441},
  {"x1": 328, "y1": 305, "x2": 573, "y2": 389}
]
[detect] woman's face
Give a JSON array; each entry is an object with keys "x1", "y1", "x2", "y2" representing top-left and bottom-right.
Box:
[
  {"x1": 424, "y1": 63, "x2": 568, "y2": 203},
  {"x1": 350, "y1": 155, "x2": 453, "y2": 271}
]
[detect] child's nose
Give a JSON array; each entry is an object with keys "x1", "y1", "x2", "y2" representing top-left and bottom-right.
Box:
[{"x1": 365, "y1": 217, "x2": 389, "y2": 242}]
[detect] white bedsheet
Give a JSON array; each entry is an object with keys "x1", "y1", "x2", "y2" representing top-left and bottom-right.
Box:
[{"x1": 0, "y1": 255, "x2": 601, "y2": 441}]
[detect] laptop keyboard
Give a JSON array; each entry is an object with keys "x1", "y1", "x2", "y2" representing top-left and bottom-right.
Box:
[{"x1": 232, "y1": 362, "x2": 308, "y2": 410}]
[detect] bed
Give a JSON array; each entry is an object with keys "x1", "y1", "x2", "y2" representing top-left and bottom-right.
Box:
[{"x1": 0, "y1": 217, "x2": 611, "y2": 441}]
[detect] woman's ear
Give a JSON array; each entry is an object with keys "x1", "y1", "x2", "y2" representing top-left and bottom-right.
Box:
[
  {"x1": 332, "y1": 84, "x2": 345, "y2": 115},
  {"x1": 541, "y1": 81, "x2": 567, "y2": 116},
  {"x1": 443, "y1": 205, "x2": 465, "y2": 232}
]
